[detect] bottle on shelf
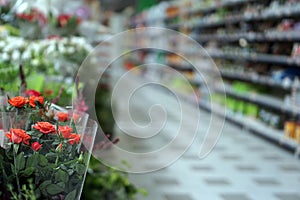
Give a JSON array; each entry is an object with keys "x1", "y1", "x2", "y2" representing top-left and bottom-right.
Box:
[
  {"x1": 284, "y1": 113, "x2": 296, "y2": 140},
  {"x1": 295, "y1": 118, "x2": 300, "y2": 143}
]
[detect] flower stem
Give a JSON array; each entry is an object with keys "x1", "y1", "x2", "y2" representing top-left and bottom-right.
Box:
[{"x1": 12, "y1": 145, "x2": 22, "y2": 198}]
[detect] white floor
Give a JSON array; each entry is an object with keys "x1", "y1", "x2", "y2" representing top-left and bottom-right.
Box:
[{"x1": 97, "y1": 74, "x2": 300, "y2": 200}]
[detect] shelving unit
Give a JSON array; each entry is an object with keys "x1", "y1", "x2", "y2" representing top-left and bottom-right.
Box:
[
  {"x1": 208, "y1": 52, "x2": 300, "y2": 67},
  {"x1": 196, "y1": 31, "x2": 300, "y2": 43},
  {"x1": 214, "y1": 84, "x2": 295, "y2": 115},
  {"x1": 128, "y1": 0, "x2": 300, "y2": 154},
  {"x1": 220, "y1": 70, "x2": 292, "y2": 90},
  {"x1": 198, "y1": 100, "x2": 298, "y2": 152}
]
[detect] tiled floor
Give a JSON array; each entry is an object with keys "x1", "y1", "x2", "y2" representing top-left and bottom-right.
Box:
[{"x1": 96, "y1": 74, "x2": 300, "y2": 200}]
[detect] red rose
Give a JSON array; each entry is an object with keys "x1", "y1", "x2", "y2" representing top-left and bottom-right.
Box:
[
  {"x1": 31, "y1": 142, "x2": 42, "y2": 151},
  {"x1": 68, "y1": 134, "x2": 81, "y2": 145},
  {"x1": 24, "y1": 89, "x2": 41, "y2": 97},
  {"x1": 8, "y1": 96, "x2": 28, "y2": 108},
  {"x1": 57, "y1": 14, "x2": 71, "y2": 27},
  {"x1": 56, "y1": 112, "x2": 68, "y2": 122},
  {"x1": 6, "y1": 128, "x2": 31, "y2": 145},
  {"x1": 57, "y1": 14, "x2": 81, "y2": 27},
  {"x1": 33, "y1": 122, "x2": 56, "y2": 134},
  {"x1": 58, "y1": 126, "x2": 73, "y2": 138},
  {"x1": 29, "y1": 96, "x2": 44, "y2": 108}
]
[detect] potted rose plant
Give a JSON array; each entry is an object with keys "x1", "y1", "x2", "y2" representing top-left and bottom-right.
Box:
[{"x1": 0, "y1": 93, "x2": 97, "y2": 199}]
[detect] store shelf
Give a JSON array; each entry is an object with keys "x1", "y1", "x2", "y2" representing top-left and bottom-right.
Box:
[
  {"x1": 197, "y1": 31, "x2": 300, "y2": 43},
  {"x1": 130, "y1": 1, "x2": 300, "y2": 154},
  {"x1": 167, "y1": 63, "x2": 194, "y2": 72},
  {"x1": 214, "y1": 85, "x2": 295, "y2": 115},
  {"x1": 220, "y1": 70, "x2": 291, "y2": 90},
  {"x1": 176, "y1": 4, "x2": 300, "y2": 30},
  {"x1": 246, "y1": 5, "x2": 300, "y2": 22},
  {"x1": 209, "y1": 52, "x2": 300, "y2": 67},
  {"x1": 131, "y1": 0, "x2": 257, "y2": 26},
  {"x1": 199, "y1": 100, "x2": 298, "y2": 151},
  {"x1": 182, "y1": 0, "x2": 258, "y2": 16}
]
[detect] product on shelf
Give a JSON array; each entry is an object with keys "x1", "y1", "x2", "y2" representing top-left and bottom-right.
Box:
[
  {"x1": 130, "y1": 0, "x2": 300, "y2": 152},
  {"x1": 284, "y1": 119, "x2": 296, "y2": 140}
]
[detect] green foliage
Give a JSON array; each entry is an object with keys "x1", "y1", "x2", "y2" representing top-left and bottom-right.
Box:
[
  {"x1": 82, "y1": 156, "x2": 147, "y2": 200},
  {"x1": 95, "y1": 84, "x2": 115, "y2": 136}
]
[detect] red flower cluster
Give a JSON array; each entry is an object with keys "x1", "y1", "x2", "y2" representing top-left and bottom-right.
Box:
[
  {"x1": 6, "y1": 129, "x2": 42, "y2": 151},
  {"x1": 29, "y1": 96, "x2": 44, "y2": 108},
  {"x1": 15, "y1": 9, "x2": 47, "y2": 26},
  {"x1": 56, "y1": 112, "x2": 68, "y2": 122},
  {"x1": 68, "y1": 134, "x2": 81, "y2": 145},
  {"x1": 8, "y1": 95, "x2": 44, "y2": 108},
  {"x1": 58, "y1": 126, "x2": 73, "y2": 138},
  {"x1": 8, "y1": 96, "x2": 28, "y2": 108},
  {"x1": 16, "y1": 13, "x2": 36, "y2": 22},
  {"x1": 24, "y1": 89, "x2": 41, "y2": 97},
  {"x1": 58, "y1": 125, "x2": 81, "y2": 145},
  {"x1": 33, "y1": 122, "x2": 56, "y2": 134},
  {"x1": 6, "y1": 128, "x2": 31, "y2": 145},
  {"x1": 57, "y1": 14, "x2": 81, "y2": 27}
]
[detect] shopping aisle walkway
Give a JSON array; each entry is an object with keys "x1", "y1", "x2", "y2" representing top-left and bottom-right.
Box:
[{"x1": 101, "y1": 74, "x2": 300, "y2": 200}]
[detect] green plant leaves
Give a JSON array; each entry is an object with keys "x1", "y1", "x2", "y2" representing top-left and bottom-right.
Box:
[
  {"x1": 38, "y1": 180, "x2": 51, "y2": 191},
  {"x1": 65, "y1": 190, "x2": 77, "y2": 200},
  {"x1": 45, "y1": 184, "x2": 64, "y2": 195},
  {"x1": 16, "y1": 152, "x2": 25, "y2": 171},
  {"x1": 22, "y1": 167, "x2": 35, "y2": 177},
  {"x1": 55, "y1": 169, "x2": 69, "y2": 183},
  {"x1": 26, "y1": 153, "x2": 38, "y2": 168},
  {"x1": 39, "y1": 155, "x2": 48, "y2": 167},
  {"x1": 75, "y1": 164, "x2": 86, "y2": 176}
]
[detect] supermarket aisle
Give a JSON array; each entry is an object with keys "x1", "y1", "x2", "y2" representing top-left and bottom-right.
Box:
[{"x1": 110, "y1": 74, "x2": 300, "y2": 200}]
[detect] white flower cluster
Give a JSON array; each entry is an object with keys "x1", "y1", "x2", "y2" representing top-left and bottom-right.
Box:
[{"x1": 0, "y1": 36, "x2": 92, "y2": 71}]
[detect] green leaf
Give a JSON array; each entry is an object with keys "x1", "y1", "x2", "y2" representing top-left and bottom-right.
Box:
[
  {"x1": 34, "y1": 188, "x2": 41, "y2": 199},
  {"x1": 38, "y1": 180, "x2": 51, "y2": 190},
  {"x1": 55, "y1": 169, "x2": 69, "y2": 183},
  {"x1": 46, "y1": 184, "x2": 64, "y2": 195},
  {"x1": 26, "y1": 153, "x2": 38, "y2": 168},
  {"x1": 65, "y1": 190, "x2": 77, "y2": 200},
  {"x1": 16, "y1": 152, "x2": 25, "y2": 171},
  {"x1": 45, "y1": 152, "x2": 57, "y2": 160},
  {"x1": 75, "y1": 164, "x2": 86, "y2": 176},
  {"x1": 22, "y1": 167, "x2": 35, "y2": 177},
  {"x1": 39, "y1": 155, "x2": 48, "y2": 167},
  {"x1": 57, "y1": 182, "x2": 65, "y2": 189}
]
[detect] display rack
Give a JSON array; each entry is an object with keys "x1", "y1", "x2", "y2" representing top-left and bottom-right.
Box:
[{"x1": 128, "y1": 0, "x2": 300, "y2": 155}]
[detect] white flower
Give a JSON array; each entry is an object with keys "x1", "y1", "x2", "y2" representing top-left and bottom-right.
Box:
[
  {"x1": 45, "y1": 44, "x2": 56, "y2": 55},
  {"x1": 67, "y1": 47, "x2": 75, "y2": 54},
  {"x1": 12, "y1": 50, "x2": 21, "y2": 60},
  {"x1": 1, "y1": 52, "x2": 9, "y2": 61},
  {"x1": 0, "y1": 41, "x2": 5, "y2": 48},
  {"x1": 22, "y1": 50, "x2": 31, "y2": 60},
  {"x1": 58, "y1": 44, "x2": 66, "y2": 53},
  {"x1": 31, "y1": 59, "x2": 40, "y2": 66}
]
